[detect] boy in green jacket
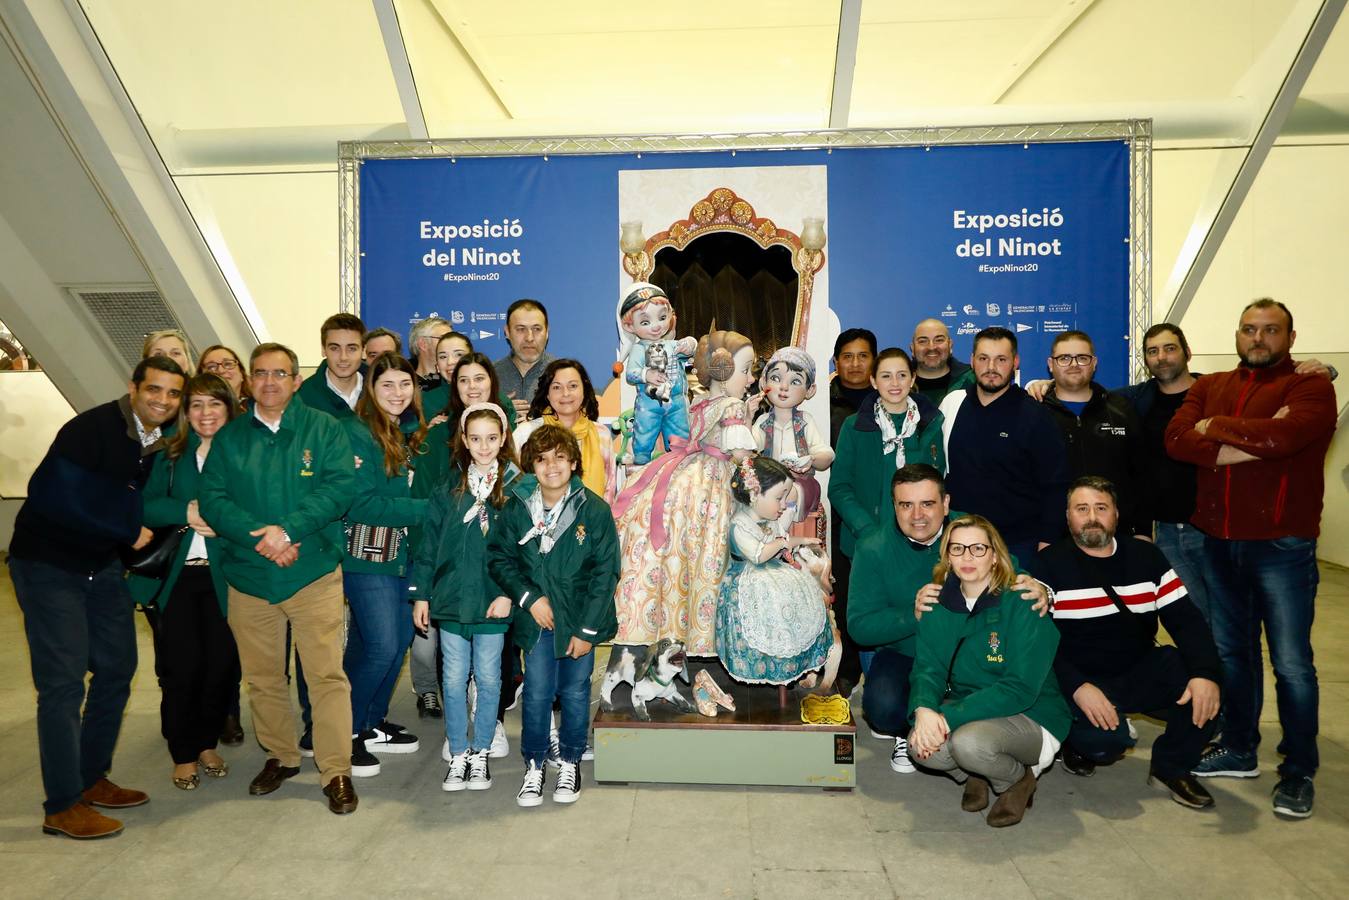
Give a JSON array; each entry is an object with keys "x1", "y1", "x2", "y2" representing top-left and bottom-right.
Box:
[
  {"x1": 487, "y1": 424, "x2": 620, "y2": 809},
  {"x1": 198, "y1": 343, "x2": 359, "y2": 815}
]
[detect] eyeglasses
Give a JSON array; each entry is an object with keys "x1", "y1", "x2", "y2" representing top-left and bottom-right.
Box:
[
  {"x1": 250, "y1": 369, "x2": 294, "y2": 381},
  {"x1": 1051, "y1": 354, "x2": 1094, "y2": 367},
  {"x1": 948, "y1": 542, "x2": 990, "y2": 558},
  {"x1": 203, "y1": 359, "x2": 239, "y2": 373}
]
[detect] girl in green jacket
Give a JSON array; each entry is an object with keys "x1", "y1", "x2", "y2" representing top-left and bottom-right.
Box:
[
  {"x1": 908, "y1": 515, "x2": 1071, "y2": 828},
  {"x1": 127, "y1": 373, "x2": 238, "y2": 791},
  {"x1": 342, "y1": 353, "x2": 428, "y2": 773},
  {"x1": 410, "y1": 404, "x2": 520, "y2": 792}
]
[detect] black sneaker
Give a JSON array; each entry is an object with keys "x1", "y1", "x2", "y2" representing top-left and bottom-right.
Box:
[
  {"x1": 441, "y1": 753, "x2": 468, "y2": 792},
  {"x1": 1272, "y1": 776, "x2": 1314, "y2": 819},
  {"x1": 351, "y1": 735, "x2": 381, "y2": 777},
  {"x1": 365, "y1": 722, "x2": 420, "y2": 754},
  {"x1": 299, "y1": 726, "x2": 315, "y2": 759},
  {"x1": 1060, "y1": 744, "x2": 1095, "y2": 777},
  {"x1": 553, "y1": 760, "x2": 581, "y2": 804},
  {"x1": 466, "y1": 749, "x2": 492, "y2": 791},
  {"x1": 516, "y1": 761, "x2": 545, "y2": 808},
  {"x1": 417, "y1": 692, "x2": 443, "y2": 719}
]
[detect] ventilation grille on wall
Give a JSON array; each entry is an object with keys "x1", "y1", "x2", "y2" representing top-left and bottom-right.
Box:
[{"x1": 67, "y1": 287, "x2": 185, "y2": 368}]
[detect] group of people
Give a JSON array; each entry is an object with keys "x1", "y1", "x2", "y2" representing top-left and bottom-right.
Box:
[{"x1": 9, "y1": 291, "x2": 1337, "y2": 841}]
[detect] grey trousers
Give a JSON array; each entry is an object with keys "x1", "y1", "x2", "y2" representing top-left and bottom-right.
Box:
[
  {"x1": 912, "y1": 713, "x2": 1046, "y2": 792},
  {"x1": 409, "y1": 627, "x2": 440, "y2": 696}
]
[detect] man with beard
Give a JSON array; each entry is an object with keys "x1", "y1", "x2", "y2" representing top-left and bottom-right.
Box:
[
  {"x1": 494, "y1": 299, "x2": 554, "y2": 421},
  {"x1": 1030, "y1": 478, "x2": 1221, "y2": 809},
  {"x1": 1166, "y1": 299, "x2": 1337, "y2": 819},
  {"x1": 939, "y1": 327, "x2": 1071, "y2": 562},
  {"x1": 911, "y1": 318, "x2": 974, "y2": 405}
]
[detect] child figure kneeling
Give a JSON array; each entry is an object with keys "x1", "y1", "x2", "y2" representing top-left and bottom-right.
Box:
[{"x1": 488, "y1": 424, "x2": 621, "y2": 807}]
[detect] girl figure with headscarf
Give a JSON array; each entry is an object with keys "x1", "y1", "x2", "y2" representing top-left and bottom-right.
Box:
[{"x1": 751, "y1": 346, "x2": 835, "y2": 538}]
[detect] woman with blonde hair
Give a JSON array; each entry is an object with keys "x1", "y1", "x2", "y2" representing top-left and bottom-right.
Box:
[
  {"x1": 907, "y1": 514, "x2": 1071, "y2": 827},
  {"x1": 142, "y1": 329, "x2": 195, "y2": 377}
]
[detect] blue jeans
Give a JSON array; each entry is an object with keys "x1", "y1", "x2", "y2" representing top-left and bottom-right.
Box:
[
  {"x1": 631, "y1": 392, "x2": 690, "y2": 465},
  {"x1": 1155, "y1": 522, "x2": 1214, "y2": 625},
  {"x1": 342, "y1": 572, "x2": 413, "y2": 733},
  {"x1": 10, "y1": 557, "x2": 139, "y2": 815},
  {"x1": 440, "y1": 629, "x2": 505, "y2": 755},
  {"x1": 1204, "y1": 534, "x2": 1319, "y2": 778},
  {"x1": 860, "y1": 648, "x2": 913, "y2": 736},
  {"x1": 521, "y1": 629, "x2": 593, "y2": 765}
]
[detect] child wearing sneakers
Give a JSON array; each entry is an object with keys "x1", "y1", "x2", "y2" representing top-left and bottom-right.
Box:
[
  {"x1": 410, "y1": 404, "x2": 520, "y2": 793},
  {"x1": 488, "y1": 424, "x2": 620, "y2": 807}
]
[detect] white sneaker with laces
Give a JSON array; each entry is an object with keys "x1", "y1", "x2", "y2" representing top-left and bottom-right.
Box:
[
  {"x1": 489, "y1": 721, "x2": 510, "y2": 759},
  {"x1": 890, "y1": 737, "x2": 916, "y2": 774},
  {"x1": 553, "y1": 760, "x2": 581, "y2": 804},
  {"x1": 516, "y1": 761, "x2": 545, "y2": 808},
  {"x1": 466, "y1": 749, "x2": 492, "y2": 790},
  {"x1": 442, "y1": 753, "x2": 469, "y2": 792},
  {"x1": 870, "y1": 727, "x2": 895, "y2": 740}
]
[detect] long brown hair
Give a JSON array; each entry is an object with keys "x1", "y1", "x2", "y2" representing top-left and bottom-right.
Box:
[
  {"x1": 527, "y1": 359, "x2": 599, "y2": 423},
  {"x1": 451, "y1": 407, "x2": 517, "y2": 509},
  {"x1": 165, "y1": 373, "x2": 236, "y2": 461},
  {"x1": 931, "y1": 514, "x2": 1016, "y2": 595},
  {"x1": 198, "y1": 343, "x2": 252, "y2": 409},
  {"x1": 356, "y1": 352, "x2": 427, "y2": 477},
  {"x1": 447, "y1": 352, "x2": 503, "y2": 429}
]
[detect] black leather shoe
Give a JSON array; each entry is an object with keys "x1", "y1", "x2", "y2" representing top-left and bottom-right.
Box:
[
  {"x1": 1060, "y1": 744, "x2": 1096, "y2": 777},
  {"x1": 1149, "y1": 771, "x2": 1215, "y2": 809},
  {"x1": 219, "y1": 714, "x2": 245, "y2": 746},
  {"x1": 323, "y1": 776, "x2": 359, "y2": 815},
  {"x1": 249, "y1": 759, "x2": 301, "y2": 796}
]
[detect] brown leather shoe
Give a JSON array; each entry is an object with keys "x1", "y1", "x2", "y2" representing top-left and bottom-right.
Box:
[
  {"x1": 961, "y1": 775, "x2": 991, "y2": 812},
  {"x1": 1149, "y1": 771, "x2": 1215, "y2": 809},
  {"x1": 249, "y1": 759, "x2": 301, "y2": 796},
  {"x1": 987, "y1": 767, "x2": 1037, "y2": 827},
  {"x1": 43, "y1": 803, "x2": 124, "y2": 839},
  {"x1": 81, "y1": 778, "x2": 149, "y2": 809},
  {"x1": 323, "y1": 776, "x2": 358, "y2": 815}
]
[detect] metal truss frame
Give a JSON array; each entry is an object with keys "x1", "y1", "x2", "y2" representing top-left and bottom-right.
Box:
[{"x1": 339, "y1": 119, "x2": 1152, "y2": 381}]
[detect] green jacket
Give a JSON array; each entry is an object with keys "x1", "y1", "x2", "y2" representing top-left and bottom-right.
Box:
[
  {"x1": 829, "y1": 393, "x2": 945, "y2": 557},
  {"x1": 409, "y1": 464, "x2": 521, "y2": 632},
  {"x1": 487, "y1": 474, "x2": 620, "y2": 657},
  {"x1": 421, "y1": 384, "x2": 517, "y2": 424},
  {"x1": 126, "y1": 431, "x2": 228, "y2": 615},
  {"x1": 199, "y1": 401, "x2": 355, "y2": 603},
  {"x1": 908, "y1": 576, "x2": 1071, "y2": 740},
  {"x1": 295, "y1": 360, "x2": 360, "y2": 420},
  {"x1": 410, "y1": 399, "x2": 518, "y2": 511},
  {"x1": 341, "y1": 416, "x2": 428, "y2": 576}
]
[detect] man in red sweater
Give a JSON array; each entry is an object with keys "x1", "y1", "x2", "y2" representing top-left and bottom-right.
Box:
[{"x1": 1165, "y1": 298, "x2": 1337, "y2": 819}]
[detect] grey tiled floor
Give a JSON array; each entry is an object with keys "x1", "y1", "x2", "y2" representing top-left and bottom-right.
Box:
[{"x1": 2, "y1": 562, "x2": 1347, "y2": 899}]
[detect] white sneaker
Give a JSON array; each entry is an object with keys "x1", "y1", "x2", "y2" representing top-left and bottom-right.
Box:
[
  {"x1": 441, "y1": 753, "x2": 469, "y2": 792},
  {"x1": 890, "y1": 737, "x2": 916, "y2": 774},
  {"x1": 466, "y1": 749, "x2": 492, "y2": 790},
  {"x1": 552, "y1": 760, "x2": 581, "y2": 804},
  {"x1": 870, "y1": 727, "x2": 895, "y2": 740},
  {"x1": 442, "y1": 737, "x2": 451, "y2": 762},
  {"x1": 1126, "y1": 717, "x2": 1138, "y2": 741},
  {"x1": 582, "y1": 740, "x2": 595, "y2": 762},
  {"x1": 489, "y1": 721, "x2": 510, "y2": 759},
  {"x1": 516, "y1": 761, "x2": 545, "y2": 808}
]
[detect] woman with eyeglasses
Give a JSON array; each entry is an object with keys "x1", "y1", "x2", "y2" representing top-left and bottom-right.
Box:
[
  {"x1": 906, "y1": 514, "x2": 1070, "y2": 827},
  {"x1": 198, "y1": 344, "x2": 252, "y2": 412}
]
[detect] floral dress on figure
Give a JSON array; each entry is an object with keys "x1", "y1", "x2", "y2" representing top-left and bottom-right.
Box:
[
  {"x1": 610, "y1": 394, "x2": 755, "y2": 656},
  {"x1": 715, "y1": 508, "x2": 833, "y2": 684}
]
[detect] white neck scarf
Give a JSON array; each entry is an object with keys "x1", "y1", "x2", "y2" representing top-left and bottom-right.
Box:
[
  {"x1": 462, "y1": 464, "x2": 498, "y2": 535},
  {"x1": 875, "y1": 396, "x2": 921, "y2": 468},
  {"x1": 519, "y1": 486, "x2": 572, "y2": 554}
]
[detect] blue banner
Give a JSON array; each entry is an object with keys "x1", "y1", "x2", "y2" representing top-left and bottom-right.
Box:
[{"x1": 358, "y1": 140, "x2": 1130, "y2": 390}]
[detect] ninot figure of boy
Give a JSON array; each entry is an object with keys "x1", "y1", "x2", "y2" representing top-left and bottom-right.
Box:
[
  {"x1": 487, "y1": 424, "x2": 620, "y2": 808},
  {"x1": 617, "y1": 282, "x2": 698, "y2": 465}
]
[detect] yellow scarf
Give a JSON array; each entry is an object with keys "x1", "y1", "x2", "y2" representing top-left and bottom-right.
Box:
[{"x1": 545, "y1": 414, "x2": 606, "y2": 498}]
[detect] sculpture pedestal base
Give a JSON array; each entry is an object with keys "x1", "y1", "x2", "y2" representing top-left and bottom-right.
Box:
[{"x1": 593, "y1": 678, "x2": 855, "y2": 790}]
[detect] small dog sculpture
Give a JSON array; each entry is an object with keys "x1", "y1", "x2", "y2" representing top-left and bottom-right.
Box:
[{"x1": 600, "y1": 638, "x2": 695, "y2": 721}]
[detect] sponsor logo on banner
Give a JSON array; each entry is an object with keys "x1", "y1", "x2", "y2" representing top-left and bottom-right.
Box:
[
  {"x1": 450, "y1": 310, "x2": 465, "y2": 324},
  {"x1": 986, "y1": 302, "x2": 1001, "y2": 316},
  {"x1": 962, "y1": 304, "x2": 979, "y2": 315},
  {"x1": 1043, "y1": 320, "x2": 1069, "y2": 333},
  {"x1": 1016, "y1": 322, "x2": 1033, "y2": 333},
  {"x1": 1009, "y1": 304, "x2": 1037, "y2": 314},
  {"x1": 1048, "y1": 303, "x2": 1075, "y2": 313},
  {"x1": 941, "y1": 304, "x2": 957, "y2": 318},
  {"x1": 477, "y1": 329, "x2": 495, "y2": 340},
  {"x1": 957, "y1": 321, "x2": 978, "y2": 335}
]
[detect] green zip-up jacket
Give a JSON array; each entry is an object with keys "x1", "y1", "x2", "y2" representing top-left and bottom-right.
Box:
[
  {"x1": 908, "y1": 575, "x2": 1071, "y2": 740},
  {"x1": 199, "y1": 401, "x2": 355, "y2": 602},
  {"x1": 409, "y1": 463, "x2": 521, "y2": 633},
  {"x1": 295, "y1": 360, "x2": 362, "y2": 420},
  {"x1": 127, "y1": 431, "x2": 228, "y2": 615},
  {"x1": 829, "y1": 392, "x2": 945, "y2": 557},
  {"x1": 341, "y1": 416, "x2": 428, "y2": 576},
  {"x1": 487, "y1": 474, "x2": 620, "y2": 657},
  {"x1": 409, "y1": 401, "x2": 518, "y2": 535}
]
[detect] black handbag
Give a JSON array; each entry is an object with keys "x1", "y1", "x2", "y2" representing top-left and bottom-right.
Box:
[{"x1": 121, "y1": 459, "x2": 189, "y2": 579}]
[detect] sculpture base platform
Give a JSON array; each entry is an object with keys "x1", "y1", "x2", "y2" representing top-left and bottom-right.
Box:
[{"x1": 593, "y1": 676, "x2": 855, "y2": 790}]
